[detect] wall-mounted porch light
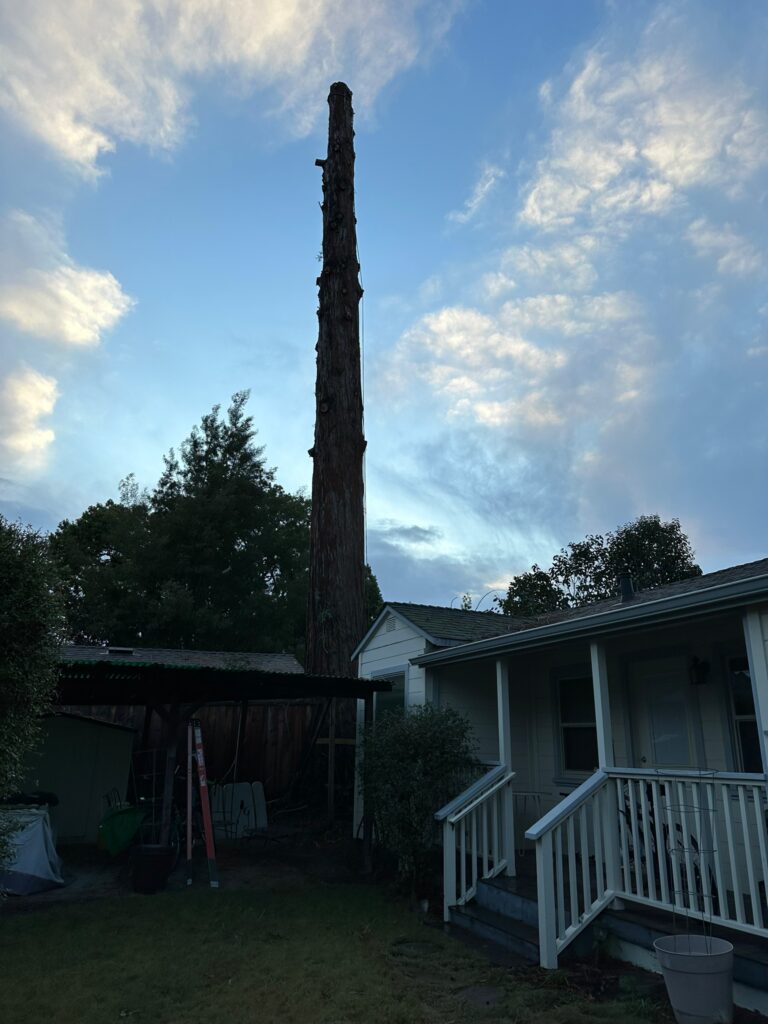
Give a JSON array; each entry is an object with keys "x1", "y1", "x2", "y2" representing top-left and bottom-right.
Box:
[{"x1": 689, "y1": 656, "x2": 710, "y2": 685}]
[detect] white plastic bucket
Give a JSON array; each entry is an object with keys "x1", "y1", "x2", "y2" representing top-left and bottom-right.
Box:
[{"x1": 653, "y1": 934, "x2": 734, "y2": 1024}]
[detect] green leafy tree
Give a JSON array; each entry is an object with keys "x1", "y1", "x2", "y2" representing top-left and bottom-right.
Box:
[
  {"x1": 0, "y1": 517, "x2": 64, "y2": 864},
  {"x1": 497, "y1": 564, "x2": 569, "y2": 617},
  {"x1": 496, "y1": 515, "x2": 702, "y2": 616},
  {"x1": 53, "y1": 391, "x2": 383, "y2": 656},
  {"x1": 360, "y1": 704, "x2": 477, "y2": 894}
]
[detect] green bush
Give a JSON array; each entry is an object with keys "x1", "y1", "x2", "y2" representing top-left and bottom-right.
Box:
[
  {"x1": 0, "y1": 517, "x2": 63, "y2": 865},
  {"x1": 360, "y1": 704, "x2": 477, "y2": 893}
]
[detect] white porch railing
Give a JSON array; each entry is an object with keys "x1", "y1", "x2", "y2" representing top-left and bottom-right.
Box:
[
  {"x1": 436, "y1": 764, "x2": 515, "y2": 921},
  {"x1": 526, "y1": 768, "x2": 768, "y2": 968}
]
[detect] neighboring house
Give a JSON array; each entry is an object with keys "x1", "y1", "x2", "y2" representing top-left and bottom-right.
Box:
[{"x1": 355, "y1": 560, "x2": 768, "y2": 1009}]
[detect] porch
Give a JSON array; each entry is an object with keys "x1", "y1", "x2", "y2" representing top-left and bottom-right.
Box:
[{"x1": 432, "y1": 604, "x2": 768, "y2": 998}]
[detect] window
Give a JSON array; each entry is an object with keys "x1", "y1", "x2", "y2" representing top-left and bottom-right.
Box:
[
  {"x1": 558, "y1": 674, "x2": 598, "y2": 773},
  {"x1": 728, "y1": 656, "x2": 761, "y2": 773},
  {"x1": 375, "y1": 673, "x2": 405, "y2": 718}
]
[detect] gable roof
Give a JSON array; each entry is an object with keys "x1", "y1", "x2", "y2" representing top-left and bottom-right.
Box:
[
  {"x1": 353, "y1": 602, "x2": 529, "y2": 658},
  {"x1": 413, "y1": 556, "x2": 768, "y2": 667}
]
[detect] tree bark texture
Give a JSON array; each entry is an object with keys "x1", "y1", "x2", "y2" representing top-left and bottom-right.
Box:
[{"x1": 306, "y1": 82, "x2": 366, "y2": 678}]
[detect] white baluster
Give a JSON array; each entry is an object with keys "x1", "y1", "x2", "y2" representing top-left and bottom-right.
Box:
[
  {"x1": 676, "y1": 781, "x2": 697, "y2": 911},
  {"x1": 555, "y1": 824, "x2": 565, "y2": 939},
  {"x1": 443, "y1": 819, "x2": 456, "y2": 921},
  {"x1": 721, "y1": 782, "x2": 745, "y2": 924},
  {"x1": 738, "y1": 785, "x2": 761, "y2": 927},
  {"x1": 536, "y1": 830, "x2": 558, "y2": 968},
  {"x1": 628, "y1": 779, "x2": 643, "y2": 897},
  {"x1": 482, "y1": 801, "x2": 489, "y2": 877},
  {"x1": 567, "y1": 815, "x2": 578, "y2": 927},
  {"x1": 471, "y1": 807, "x2": 478, "y2": 894},
  {"x1": 751, "y1": 785, "x2": 768, "y2": 930}
]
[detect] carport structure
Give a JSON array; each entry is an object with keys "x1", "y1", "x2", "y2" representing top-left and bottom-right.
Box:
[{"x1": 56, "y1": 646, "x2": 390, "y2": 852}]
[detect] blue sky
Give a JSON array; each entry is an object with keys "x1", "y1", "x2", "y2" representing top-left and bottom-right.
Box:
[{"x1": 0, "y1": 0, "x2": 766, "y2": 606}]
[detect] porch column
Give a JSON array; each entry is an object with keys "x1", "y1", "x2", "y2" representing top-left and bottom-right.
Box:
[
  {"x1": 589, "y1": 642, "x2": 614, "y2": 769},
  {"x1": 590, "y1": 642, "x2": 623, "y2": 907},
  {"x1": 742, "y1": 609, "x2": 768, "y2": 778},
  {"x1": 496, "y1": 658, "x2": 516, "y2": 877}
]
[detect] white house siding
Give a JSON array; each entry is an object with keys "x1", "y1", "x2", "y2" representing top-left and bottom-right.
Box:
[
  {"x1": 437, "y1": 661, "x2": 500, "y2": 764},
  {"x1": 358, "y1": 613, "x2": 427, "y2": 705}
]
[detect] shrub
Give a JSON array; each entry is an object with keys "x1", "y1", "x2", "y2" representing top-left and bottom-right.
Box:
[
  {"x1": 360, "y1": 704, "x2": 477, "y2": 893},
  {"x1": 0, "y1": 517, "x2": 63, "y2": 865}
]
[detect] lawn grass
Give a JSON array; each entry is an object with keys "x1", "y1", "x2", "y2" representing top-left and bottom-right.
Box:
[{"x1": 1, "y1": 882, "x2": 671, "y2": 1024}]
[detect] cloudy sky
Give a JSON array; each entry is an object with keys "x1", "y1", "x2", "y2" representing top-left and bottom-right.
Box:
[{"x1": 1, "y1": 0, "x2": 766, "y2": 605}]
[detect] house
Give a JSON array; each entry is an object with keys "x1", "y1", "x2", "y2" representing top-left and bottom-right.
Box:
[{"x1": 355, "y1": 560, "x2": 768, "y2": 1011}]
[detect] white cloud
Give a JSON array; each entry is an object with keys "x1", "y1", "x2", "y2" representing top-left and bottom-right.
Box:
[
  {"x1": 687, "y1": 218, "x2": 762, "y2": 277},
  {"x1": 383, "y1": 294, "x2": 651, "y2": 436},
  {"x1": 448, "y1": 163, "x2": 506, "y2": 224},
  {"x1": 0, "y1": 0, "x2": 460, "y2": 176},
  {"x1": 521, "y1": 46, "x2": 768, "y2": 230},
  {"x1": 501, "y1": 236, "x2": 599, "y2": 292},
  {"x1": 0, "y1": 367, "x2": 59, "y2": 472},
  {"x1": 0, "y1": 211, "x2": 134, "y2": 345}
]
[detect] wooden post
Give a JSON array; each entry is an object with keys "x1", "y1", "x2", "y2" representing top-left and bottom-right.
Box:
[
  {"x1": 327, "y1": 697, "x2": 337, "y2": 825},
  {"x1": 233, "y1": 700, "x2": 248, "y2": 783},
  {"x1": 305, "y1": 82, "x2": 366, "y2": 680},
  {"x1": 590, "y1": 642, "x2": 614, "y2": 769},
  {"x1": 159, "y1": 706, "x2": 180, "y2": 847}
]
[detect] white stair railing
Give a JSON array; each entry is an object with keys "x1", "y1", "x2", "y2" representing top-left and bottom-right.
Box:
[
  {"x1": 525, "y1": 770, "x2": 618, "y2": 968},
  {"x1": 526, "y1": 767, "x2": 768, "y2": 968},
  {"x1": 436, "y1": 765, "x2": 516, "y2": 921}
]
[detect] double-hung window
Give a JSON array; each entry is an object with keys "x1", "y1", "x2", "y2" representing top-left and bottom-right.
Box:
[
  {"x1": 728, "y1": 656, "x2": 761, "y2": 773},
  {"x1": 558, "y1": 673, "x2": 598, "y2": 774}
]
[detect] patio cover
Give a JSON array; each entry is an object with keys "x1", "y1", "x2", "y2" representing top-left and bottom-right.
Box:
[{"x1": 57, "y1": 646, "x2": 392, "y2": 706}]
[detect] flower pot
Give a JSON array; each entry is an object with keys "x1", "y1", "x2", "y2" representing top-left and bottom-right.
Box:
[
  {"x1": 132, "y1": 844, "x2": 176, "y2": 894},
  {"x1": 653, "y1": 934, "x2": 733, "y2": 1024}
]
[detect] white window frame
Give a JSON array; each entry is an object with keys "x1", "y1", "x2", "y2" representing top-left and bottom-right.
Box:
[
  {"x1": 555, "y1": 668, "x2": 598, "y2": 779},
  {"x1": 727, "y1": 654, "x2": 760, "y2": 774}
]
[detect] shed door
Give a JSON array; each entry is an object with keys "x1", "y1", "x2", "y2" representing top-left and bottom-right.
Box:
[{"x1": 629, "y1": 656, "x2": 699, "y2": 769}]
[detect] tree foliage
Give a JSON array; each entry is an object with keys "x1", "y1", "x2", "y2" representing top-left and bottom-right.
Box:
[
  {"x1": 53, "y1": 392, "x2": 381, "y2": 655},
  {"x1": 360, "y1": 704, "x2": 477, "y2": 891},
  {"x1": 0, "y1": 517, "x2": 64, "y2": 864},
  {"x1": 497, "y1": 515, "x2": 702, "y2": 616}
]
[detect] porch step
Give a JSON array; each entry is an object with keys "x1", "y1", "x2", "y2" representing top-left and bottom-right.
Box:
[
  {"x1": 602, "y1": 902, "x2": 768, "y2": 992},
  {"x1": 449, "y1": 903, "x2": 540, "y2": 962},
  {"x1": 475, "y1": 875, "x2": 539, "y2": 928}
]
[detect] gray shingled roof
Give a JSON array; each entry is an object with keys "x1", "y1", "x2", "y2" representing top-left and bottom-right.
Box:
[
  {"x1": 414, "y1": 556, "x2": 768, "y2": 666},
  {"x1": 60, "y1": 646, "x2": 303, "y2": 674},
  {"x1": 387, "y1": 603, "x2": 530, "y2": 643}
]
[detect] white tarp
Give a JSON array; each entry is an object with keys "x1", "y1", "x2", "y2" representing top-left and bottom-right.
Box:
[{"x1": 0, "y1": 808, "x2": 64, "y2": 895}]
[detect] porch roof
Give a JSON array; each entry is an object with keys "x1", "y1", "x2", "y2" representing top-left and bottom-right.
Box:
[{"x1": 412, "y1": 557, "x2": 768, "y2": 667}]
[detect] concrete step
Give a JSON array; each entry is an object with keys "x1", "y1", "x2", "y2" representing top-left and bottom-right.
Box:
[
  {"x1": 449, "y1": 903, "x2": 540, "y2": 962},
  {"x1": 475, "y1": 876, "x2": 539, "y2": 928}
]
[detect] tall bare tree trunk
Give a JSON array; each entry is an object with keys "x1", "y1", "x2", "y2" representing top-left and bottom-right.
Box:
[{"x1": 305, "y1": 82, "x2": 366, "y2": 679}]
